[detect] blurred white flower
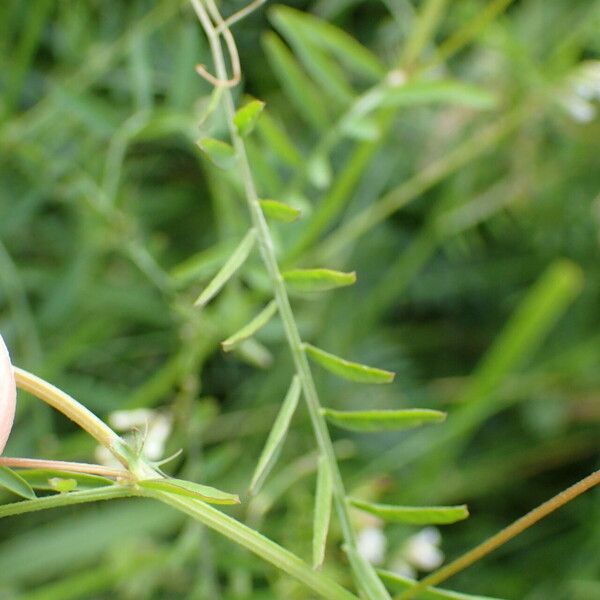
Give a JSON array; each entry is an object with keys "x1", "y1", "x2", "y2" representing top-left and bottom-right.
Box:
[
  {"x1": 96, "y1": 408, "x2": 173, "y2": 466},
  {"x1": 558, "y1": 61, "x2": 600, "y2": 123},
  {"x1": 404, "y1": 527, "x2": 444, "y2": 572},
  {"x1": 357, "y1": 525, "x2": 387, "y2": 565}
]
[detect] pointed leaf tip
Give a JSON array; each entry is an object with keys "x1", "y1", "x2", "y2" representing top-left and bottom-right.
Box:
[
  {"x1": 321, "y1": 408, "x2": 446, "y2": 432},
  {"x1": 313, "y1": 456, "x2": 333, "y2": 569},
  {"x1": 259, "y1": 199, "x2": 301, "y2": 223},
  {"x1": 349, "y1": 499, "x2": 469, "y2": 525},
  {"x1": 304, "y1": 343, "x2": 394, "y2": 384},
  {"x1": 194, "y1": 229, "x2": 257, "y2": 308},
  {"x1": 234, "y1": 99, "x2": 265, "y2": 136},
  {"x1": 222, "y1": 300, "x2": 278, "y2": 352},
  {"x1": 249, "y1": 376, "x2": 301, "y2": 495},
  {"x1": 197, "y1": 137, "x2": 236, "y2": 169},
  {"x1": 0, "y1": 467, "x2": 37, "y2": 500},
  {"x1": 282, "y1": 268, "x2": 356, "y2": 293},
  {"x1": 139, "y1": 477, "x2": 240, "y2": 505}
]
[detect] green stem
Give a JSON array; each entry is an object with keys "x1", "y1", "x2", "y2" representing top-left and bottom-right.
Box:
[
  {"x1": 0, "y1": 486, "x2": 139, "y2": 519},
  {"x1": 143, "y1": 488, "x2": 359, "y2": 600},
  {"x1": 190, "y1": 0, "x2": 375, "y2": 588},
  {"x1": 192, "y1": 0, "x2": 356, "y2": 547}
]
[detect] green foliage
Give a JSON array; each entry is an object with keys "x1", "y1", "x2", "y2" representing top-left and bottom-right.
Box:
[{"x1": 1, "y1": 0, "x2": 599, "y2": 598}]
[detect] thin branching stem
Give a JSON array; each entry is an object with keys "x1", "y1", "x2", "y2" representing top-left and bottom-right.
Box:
[{"x1": 190, "y1": 0, "x2": 375, "y2": 585}]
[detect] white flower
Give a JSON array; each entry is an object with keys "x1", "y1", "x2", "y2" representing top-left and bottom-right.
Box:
[
  {"x1": 357, "y1": 525, "x2": 387, "y2": 565},
  {"x1": 403, "y1": 527, "x2": 444, "y2": 572},
  {"x1": 558, "y1": 61, "x2": 600, "y2": 123},
  {"x1": 0, "y1": 334, "x2": 16, "y2": 454}
]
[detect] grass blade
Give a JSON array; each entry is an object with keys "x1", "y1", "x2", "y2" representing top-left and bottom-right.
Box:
[
  {"x1": 0, "y1": 467, "x2": 37, "y2": 499},
  {"x1": 304, "y1": 343, "x2": 394, "y2": 384},
  {"x1": 249, "y1": 376, "x2": 302, "y2": 495},
  {"x1": 222, "y1": 300, "x2": 278, "y2": 352},
  {"x1": 282, "y1": 269, "x2": 356, "y2": 293},
  {"x1": 322, "y1": 409, "x2": 446, "y2": 432},
  {"x1": 138, "y1": 478, "x2": 240, "y2": 505},
  {"x1": 349, "y1": 499, "x2": 469, "y2": 525},
  {"x1": 313, "y1": 456, "x2": 333, "y2": 569},
  {"x1": 194, "y1": 229, "x2": 257, "y2": 308},
  {"x1": 269, "y1": 6, "x2": 385, "y2": 80},
  {"x1": 262, "y1": 31, "x2": 330, "y2": 130}
]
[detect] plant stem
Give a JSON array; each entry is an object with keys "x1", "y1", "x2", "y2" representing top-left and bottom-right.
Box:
[
  {"x1": 190, "y1": 0, "x2": 375, "y2": 587},
  {"x1": 144, "y1": 488, "x2": 359, "y2": 600},
  {"x1": 397, "y1": 469, "x2": 600, "y2": 600},
  {"x1": 0, "y1": 485, "x2": 138, "y2": 518},
  {"x1": 0, "y1": 457, "x2": 132, "y2": 480}
]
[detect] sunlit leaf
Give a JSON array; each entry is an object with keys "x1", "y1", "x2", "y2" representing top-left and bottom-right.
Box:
[
  {"x1": 0, "y1": 467, "x2": 36, "y2": 499},
  {"x1": 322, "y1": 408, "x2": 446, "y2": 432},
  {"x1": 313, "y1": 456, "x2": 333, "y2": 569},
  {"x1": 304, "y1": 343, "x2": 394, "y2": 384},
  {"x1": 194, "y1": 229, "x2": 257, "y2": 308},
  {"x1": 249, "y1": 376, "x2": 301, "y2": 495},
  {"x1": 343, "y1": 544, "x2": 392, "y2": 600},
  {"x1": 138, "y1": 477, "x2": 240, "y2": 505},
  {"x1": 197, "y1": 137, "x2": 236, "y2": 169},
  {"x1": 259, "y1": 199, "x2": 301, "y2": 223},
  {"x1": 234, "y1": 99, "x2": 265, "y2": 137},
  {"x1": 222, "y1": 301, "x2": 278, "y2": 352},
  {"x1": 282, "y1": 269, "x2": 356, "y2": 293},
  {"x1": 349, "y1": 498, "x2": 469, "y2": 524}
]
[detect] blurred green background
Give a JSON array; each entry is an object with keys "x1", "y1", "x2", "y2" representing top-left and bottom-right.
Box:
[{"x1": 0, "y1": 0, "x2": 599, "y2": 598}]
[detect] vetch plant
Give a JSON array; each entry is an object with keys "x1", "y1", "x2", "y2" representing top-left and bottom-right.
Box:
[{"x1": 1, "y1": 2, "x2": 600, "y2": 599}]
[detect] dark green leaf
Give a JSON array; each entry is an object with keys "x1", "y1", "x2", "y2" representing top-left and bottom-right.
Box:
[
  {"x1": 349, "y1": 498, "x2": 469, "y2": 524},
  {"x1": 0, "y1": 467, "x2": 36, "y2": 499},
  {"x1": 138, "y1": 478, "x2": 240, "y2": 505}
]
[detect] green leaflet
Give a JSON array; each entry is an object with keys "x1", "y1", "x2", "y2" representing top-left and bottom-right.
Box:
[
  {"x1": 282, "y1": 269, "x2": 356, "y2": 293},
  {"x1": 322, "y1": 409, "x2": 446, "y2": 432},
  {"x1": 349, "y1": 498, "x2": 469, "y2": 525},
  {"x1": 234, "y1": 99, "x2": 265, "y2": 137},
  {"x1": 222, "y1": 300, "x2": 278, "y2": 352},
  {"x1": 313, "y1": 456, "x2": 333, "y2": 569},
  {"x1": 138, "y1": 477, "x2": 240, "y2": 505},
  {"x1": 304, "y1": 343, "x2": 394, "y2": 384},
  {"x1": 249, "y1": 377, "x2": 301, "y2": 495},
  {"x1": 194, "y1": 229, "x2": 257, "y2": 308},
  {"x1": 269, "y1": 6, "x2": 385, "y2": 80},
  {"x1": 377, "y1": 569, "x2": 506, "y2": 600},
  {"x1": 17, "y1": 469, "x2": 113, "y2": 491},
  {"x1": 259, "y1": 199, "x2": 301, "y2": 223},
  {"x1": 0, "y1": 467, "x2": 36, "y2": 500},
  {"x1": 262, "y1": 31, "x2": 329, "y2": 130},
  {"x1": 343, "y1": 544, "x2": 392, "y2": 600},
  {"x1": 197, "y1": 137, "x2": 236, "y2": 169}
]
